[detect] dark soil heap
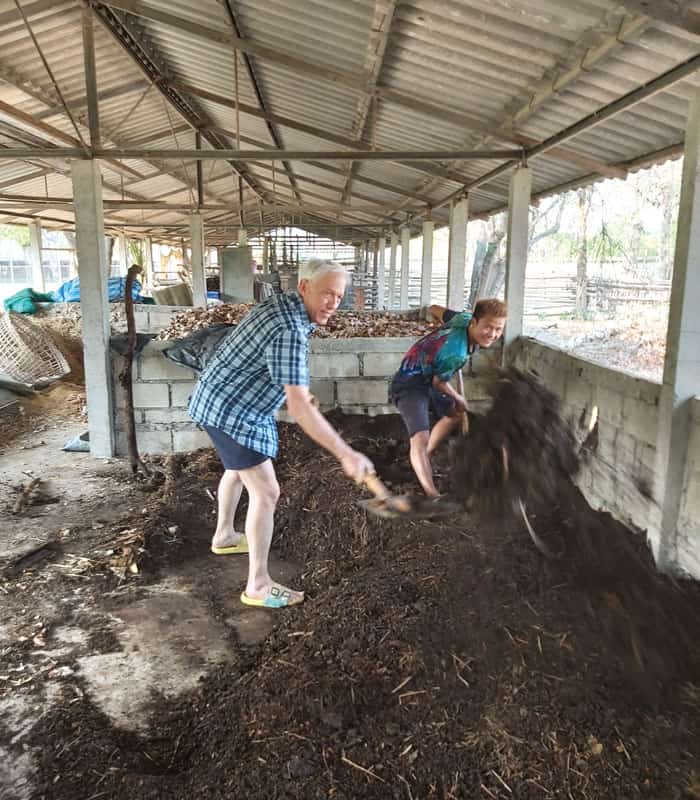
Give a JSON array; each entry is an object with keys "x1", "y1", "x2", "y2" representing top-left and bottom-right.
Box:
[
  {"x1": 452, "y1": 368, "x2": 579, "y2": 518},
  {"x1": 28, "y1": 415, "x2": 700, "y2": 800}
]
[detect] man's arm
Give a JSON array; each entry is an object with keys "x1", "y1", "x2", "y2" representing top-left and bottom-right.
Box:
[
  {"x1": 432, "y1": 374, "x2": 468, "y2": 413},
  {"x1": 284, "y1": 385, "x2": 374, "y2": 482}
]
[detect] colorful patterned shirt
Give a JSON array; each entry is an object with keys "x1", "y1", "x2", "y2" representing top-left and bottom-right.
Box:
[
  {"x1": 391, "y1": 311, "x2": 476, "y2": 393},
  {"x1": 188, "y1": 292, "x2": 315, "y2": 458}
]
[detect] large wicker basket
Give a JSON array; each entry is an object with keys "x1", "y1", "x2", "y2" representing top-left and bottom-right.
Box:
[{"x1": 0, "y1": 311, "x2": 70, "y2": 386}]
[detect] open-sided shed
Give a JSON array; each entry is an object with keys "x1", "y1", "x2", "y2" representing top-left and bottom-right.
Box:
[{"x1": 0, "y1": 0, "x2": 699, "y2": 577}]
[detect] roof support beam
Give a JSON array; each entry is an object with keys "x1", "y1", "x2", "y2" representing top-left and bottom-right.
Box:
[
  {"x1": 612, "y1": 1, "x2": 700, "y2": 36},
  {"x1": 433, "y1": 49, "x2": 700, "y2": 212},
  {"x1": 92, "y1": 147, "x2": 521, "y2": 161},
  {"x1": 92, "y1": 4, "x2": 267, "y2": 202},
  {"x1": 81, "y1": 4, "x2": 101, "y2": 148},
  {"x1": 221, "y1": 1, "x2": 304, "y2": 207},
  {"x1": 340, "y1": 0, "x2": 398, "y2": 206},
  {"x1": 0, "y1": 147, "x2": 521, "y2": 161},
  {"x1": 96, "y1": 0, "x2": 639, "y2": 182}
]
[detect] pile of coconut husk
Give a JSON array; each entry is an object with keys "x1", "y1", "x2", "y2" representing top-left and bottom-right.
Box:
[
  {"x1": 157, "y1": 304, "x2": 433, "y2": 340},
  {"x1": 451, "y1": 367, "x2": 580, "y2": 518}
]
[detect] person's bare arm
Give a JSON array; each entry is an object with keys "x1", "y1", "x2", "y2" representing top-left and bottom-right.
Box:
[
  {"x1": 284, "y1": 385, "x2": 373, "y2": 481},
  {"x1": 432, "y1": 374, "x2": 468, "y2": 413}
]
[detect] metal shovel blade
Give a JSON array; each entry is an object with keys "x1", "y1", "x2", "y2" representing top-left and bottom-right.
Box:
[{"x1": 359, "y1": 493, "x2": 463, "y2": 520}]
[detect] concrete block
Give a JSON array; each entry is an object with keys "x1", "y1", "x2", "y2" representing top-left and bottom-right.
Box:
[
  {"x1": 170, "y1": 382, "x2": 196, "y2": 408},
  {"x1": 309, "y1": 353, "x2": 359, "y2": 378},
  {"x1": 596, "y1": 385, "x2": 624, "y2": 427},
  {"x1": 366, "y1": 404, "x2": 398, "y2": 417},
  {"x1": 309, "y1": 379, "x2": 334, "y2": 406},
  {"x1": 615, "y1": 431, "x2": 638, "y2": 468},
  {"x1": 564, "y1": 375, "x2": 593, "y2": 410},
  {"x1": 595, "y1": 420, "x2": 618, "y2": 465},
  {"x1": 173, "y1": 429, "x2": 212, "y2": 452},
  {"x1": 635, "y1": 442, "x2": 658, "y2": 474},
  {"x1": 135, "y1": 429, "x2": 173, "y2": 454},
  {"x1": 464, "y1": 378, "x2": 491, "y2": 402},
  {"x1": 138, "y1": 352, "x2": 197, "y2": 382},
  {"x1": 132, "y1": 382, "x2": 170, "y2": 408},
  {"x1": 143, "y1": 408, "x2": 193, "y2": 423},
  {"x1": 362, "y1": 351, "x2": 404, "y2": 377},
  {"x1": 311, "y1": 336, "x2": 416, "y2": 354},
  {"x1": 337, "y1": 379, "x2": 388, "y2": 406},
  {"x1": 622, "y1": 396, "x2": 659, "y2": 445}
]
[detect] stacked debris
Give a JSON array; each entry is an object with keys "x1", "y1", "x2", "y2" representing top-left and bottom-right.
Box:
[
  {"x1": 451, "y1": 367, "x2": 579, "y2": 518},
  {"x1": 156, "y1": 304, "x2": 433, "y2": 340},
  {"x1": 156, "y1": 304, "x2": 253, "y2": 340}
]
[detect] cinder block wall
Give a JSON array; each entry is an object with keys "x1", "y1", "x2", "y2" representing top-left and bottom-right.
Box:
[
  {"x1": 512, "y1": 337, "x2": 700, "y2": 579},
  {"x1": 111, "y1": 338, "x2": 497, "y2": 456},
  {"x1": 679, "y1": 401, "x2": 700, "y2": 578}
]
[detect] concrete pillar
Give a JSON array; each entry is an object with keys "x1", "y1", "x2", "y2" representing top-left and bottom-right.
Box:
[
  {"x1": 190, "y1": 212, "x2": 206, "y2": 307},
  {"x1": 447, "y1": 197, "x2": 468, "y2": 310},
  {"x1": 28, "y1": 220, "x2": 44, "y2": 293},
  {"x1": 399, "y1": 226, "x2": 410, "y2": 309},
  {"x1": 420, "y1": 219, "x2": 434, "y2": 308},
  {"x1": 221, "y1": 246, "x2": 254, "y2": 302},
  {"x1": 143, "y1": 236, "x2": 154, "y2": 290},
  {"x1": 238, "y1": 228, "x2": 247, "y2": 246},
  {"x1": 655, "y1": 90, "x2": 700, "y2": 572},
  {"x1": 503, "y1": 167, "x2": 531, "y2": 351},
  {"x1": 71, "y1": 159, "x2": 114, "y2": 458},
  {"x1": 376, "y1": 236, "x2": 386, "y2": 310},
  {"x1": 117, "y1": 232, "x2": 128, "y2": 275},
  {"x1": 388, "y1": 232, "x2": 398, "y2": 309},
  {"x1": 262, "y1": 237, "x2": 269, "y2": 273}
]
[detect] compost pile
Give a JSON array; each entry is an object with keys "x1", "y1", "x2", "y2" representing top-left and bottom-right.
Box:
[
  {"x1": 27, "y1": 415, "x2": 700, "y2": 800},
  {"x1": 156, "y1": 303, "x2": 253, "y2": 339},
  {"x1": 157, "y1": 304, "x2": 432, "y2": 340},
  {"x1": 314, "y1": 310, "x2": 433, "y2": 339},
  {"x1": 452, "y1": 367, "x2": 580, "y2": 518}
]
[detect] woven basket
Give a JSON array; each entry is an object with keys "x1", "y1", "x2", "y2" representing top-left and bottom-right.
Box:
[{"x1": 0, "y1": 311, "x2": 71, "y2": 386}]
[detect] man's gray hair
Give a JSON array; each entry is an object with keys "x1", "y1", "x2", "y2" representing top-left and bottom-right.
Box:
[{"x1": 298, "y1": 257, "x2": 347, "y2": 283}]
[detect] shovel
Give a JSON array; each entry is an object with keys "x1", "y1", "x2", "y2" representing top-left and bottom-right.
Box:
[{"x1": 359, "y1": 472, "x2": 462, "y2": 520}]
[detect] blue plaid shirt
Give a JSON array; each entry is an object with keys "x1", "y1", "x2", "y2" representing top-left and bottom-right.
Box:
[{"x1": 188, "y1": 292, "x2": 315, "y2": 458}]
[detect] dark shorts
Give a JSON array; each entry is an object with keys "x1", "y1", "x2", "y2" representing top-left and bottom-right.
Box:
[
  {"x1": 203, "y1": 424, "x2": 268, "y2": 470},
  {"x1": 392, "y1": 386, "x2": 456, "y2": 438}
]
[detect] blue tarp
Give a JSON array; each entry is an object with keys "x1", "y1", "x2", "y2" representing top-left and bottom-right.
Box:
[{"x1": 50, "y1": 276, "x2": 143, "y2": 303}]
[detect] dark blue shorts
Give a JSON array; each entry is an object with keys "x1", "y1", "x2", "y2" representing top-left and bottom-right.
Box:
[
  {"x1": 391, "y1": 386, "x2": 456, "y2": 438},
  {"x1": 203, "y1": 424, "x2": 268, "y2": 470}
]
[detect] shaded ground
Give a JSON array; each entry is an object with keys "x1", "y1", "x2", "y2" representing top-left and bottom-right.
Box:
[{"x1": 1, "y1": 413, "x2": 699, "y2": 800}]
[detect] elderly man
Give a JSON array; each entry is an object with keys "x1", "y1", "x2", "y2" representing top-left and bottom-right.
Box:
[
  {"x1": 390, "y1": 298, "x2": 507, "y2": 497},
  {"x1": 189, "y1": 258, "x2": 373, "y2": 609}
]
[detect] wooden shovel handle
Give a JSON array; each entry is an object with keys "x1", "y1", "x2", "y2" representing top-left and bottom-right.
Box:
[
  {"x1": 363, "y1": 472, "x2": 392, "y2": 500},
  {"x1": 456, "y1": 369, "x2": 469, "y2": 435}
]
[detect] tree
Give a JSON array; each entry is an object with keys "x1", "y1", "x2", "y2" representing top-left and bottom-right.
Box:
[
  {"x1": 0, "y1": 224, "x2": 30, "y2": 247},
  {"x1": 575, "y1": 186, "x2": 594, "y2": 318}
]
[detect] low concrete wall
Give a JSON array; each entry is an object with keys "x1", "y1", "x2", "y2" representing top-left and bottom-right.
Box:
[
  {"x1": 37, "y1": 302, "x2": 191, "y2": 335},
  {"x1": 512, "y1": 337, "x2": 700, "y2": 579},
  {"x1": 679, "y1": 400, "x2": 700, "y2": 578},
  {"x1": 112, "y1": 337, "x2": 497, "y2": 456}
]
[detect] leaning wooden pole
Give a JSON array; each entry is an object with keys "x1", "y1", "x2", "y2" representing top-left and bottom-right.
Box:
[{"x1": 119, "y1": 263, "x2": 150, "y2": 477}]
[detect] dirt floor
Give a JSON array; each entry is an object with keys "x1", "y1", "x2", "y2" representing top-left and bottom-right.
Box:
[{"x1": 1, "y1": 405, "x2": 699, "y2": 800}]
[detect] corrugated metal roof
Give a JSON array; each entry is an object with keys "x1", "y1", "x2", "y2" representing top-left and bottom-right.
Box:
[{"x1": 0, "y1": 0, "x2": 698, "y2": 244}]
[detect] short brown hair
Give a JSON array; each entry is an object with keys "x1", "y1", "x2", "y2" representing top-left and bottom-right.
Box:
[{"x1": 473, "y1": 298, "x2": 507, "y2": 320}]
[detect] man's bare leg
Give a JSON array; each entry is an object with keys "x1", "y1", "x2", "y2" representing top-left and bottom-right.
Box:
[
  {"x1": 409, "y1": 430, "x2": 439, "y2": 497},
  {"x1": 426, "y1": 414, "x2": 460, "y2": 457},
  {"x1": 211, "y1": 469, "x2": 244, "y2": 550},
  {"x1": 239, "y1": 460, "x2": 303, "y2": 602}
]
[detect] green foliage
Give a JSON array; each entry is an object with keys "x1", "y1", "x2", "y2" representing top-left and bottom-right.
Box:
[
  {"x1": 0, "y1": 224, "x2": 30, "y2": 247},
  {"x1": 127, "y1": 238, "x2": 144, "y2": 266}
]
